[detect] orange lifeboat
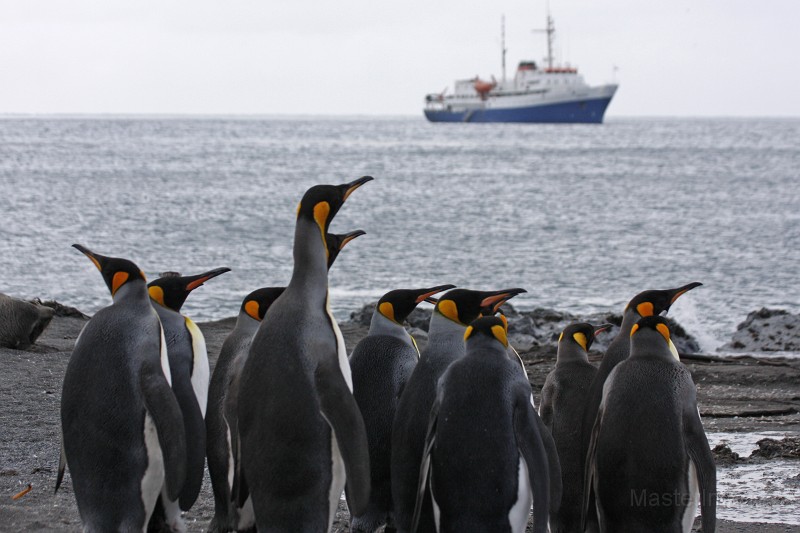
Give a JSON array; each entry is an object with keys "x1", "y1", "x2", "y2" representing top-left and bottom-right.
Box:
[{"x1": 473, "y1": 77, "x2": 496, "y2": 100}]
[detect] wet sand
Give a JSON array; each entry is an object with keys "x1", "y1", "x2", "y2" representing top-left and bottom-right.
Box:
[{"x1": 1, "y1": 314, "x2": 798, "y2": 531}]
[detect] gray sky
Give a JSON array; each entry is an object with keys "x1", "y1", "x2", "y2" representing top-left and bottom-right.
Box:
[{"x1": 2, "y1": 0, "x2": 798, "y2": 117}]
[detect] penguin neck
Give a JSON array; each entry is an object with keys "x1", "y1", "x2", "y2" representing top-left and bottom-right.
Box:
[
  {"x1": 630, "y1": 331, "x2": 677, "y2": 361},
  {"x1": 234, "y1": 311, "x2": 261, "y2": 337},
  {"x1": 619, "y1": 308, "x2": 642, "y2": 335},
  {"x1": 427, "y1": 311, "x2": 467, "y2": 339},
  {"x1": 465, "y1": 336, "x2": 507, "y2": 360},
  {"x1": 556, "y1": 343, "x2": 590, "y2": 365},
  {"x1": 368, "y1": 311, "x2": 413, "y2": 346},
  {"x1": 288, "y1": 217, "x2": 330, "y2": 298},
  {"x1": 112, "y1": 280, "x2": 150, "y2": 307},
  {"x1": 425, "y1": 313, "x2": 468, "y2": 364}
]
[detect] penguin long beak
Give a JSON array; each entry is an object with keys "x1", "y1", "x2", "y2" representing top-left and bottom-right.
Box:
[
  {"x1": 341, "y1": 176, "x2": 374, "y2": 202},
  {"x1": 480, "y1": 288, "x2": 527, "y2": 314},
  {"x1": 415, "y1": 284, "x2": 457, "y2": 304},
  {"x1": 185, "y1": 267, "x2": 232, "y2": 292},
  {"x1": 594, "y1": 323, "x2": 615, "y2": 337},
  {"x1": 337, "y1": 229, "x2": 367, "y2": 250},
  {"x1": 72, "y1": 244, "x2": 105, "y2": 272},
  {"x1": 667, "y1": 281, "x2": 703, "y2": 305}
]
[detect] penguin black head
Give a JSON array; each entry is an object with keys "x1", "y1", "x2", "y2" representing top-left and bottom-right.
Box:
[
  {"x1": 464, "y1": 315, "x2": 509, "y2": 348},
  {"x1": 630, "y1": 315, "x2": 680, "y2": 360},
  {"x1": 435, "y1": 287, "x2": 527, "y2": 326},
  {"x1": 295, "y1": 176, "x2": 372, "y2": 263},
  {"x1": 73, "y1": 244, "x2": 146, "y2": 297},
  {"x1": 241, "y1": 287, "x2": 286, "y2": 321},
  {"x1": 326, "y1": 229, "x2": 366, "y2": 269},
  {"x1": 296, "y1": 176, "x2": 373, "y2": 230},
  {"x1": 558, "y1": 322, "x2": 613, "y2": 352},
  {"x1": 148, "y1": 267, "x2": 231, "y2": 312},
  {"x1": 376, "y1": 284, "x2": 456, "y2": 325},
  {"x1": 625, "y1": 282, "x2": 702, "y2": 318}
]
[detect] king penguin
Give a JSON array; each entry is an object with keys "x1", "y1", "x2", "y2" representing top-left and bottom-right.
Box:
[
  {"x1": 583, "y1": 315, "x2": 716, "y2": 532},
  {"x1": 413, "y1": 316, "x2": 553, "y2": 533},
  {"x1": 348, "y1": 284, "x2": 455, "y2": 533},
  {"x1": 579, "y1": 282, "x2": 702, "y2": 530},
  {"x1": 57, "y1": 245, "x2": 186, "y2": 532},
  {"x1": 236, "y1": 177, "x2": 373, "y2": 531},
  {"x1": 206, "y1": 229, "x2": 364, "y2": 533},
  {"x1": 539, "y1": 322, "x2": 611, "y2": 533},
  {"x1": 147, "y1": 266, "x2": 230, "y2": 524},
  {"x1": 391, "y1": 287, "x2": 526, "y2": 533}
]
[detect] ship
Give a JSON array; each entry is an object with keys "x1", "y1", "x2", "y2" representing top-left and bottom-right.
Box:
[{"x1": 423, "y1": 13, "x2": 618, "y2": 124}]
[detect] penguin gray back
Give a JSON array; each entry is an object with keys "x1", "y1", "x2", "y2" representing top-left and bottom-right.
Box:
[{"x1": 59, "y1": 245, "x2": 186, "y2": 532}]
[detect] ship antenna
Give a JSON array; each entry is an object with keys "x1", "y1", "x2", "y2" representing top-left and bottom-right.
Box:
[{"x1": 501, "y1": 15, "x2": 507, "y2": 82}]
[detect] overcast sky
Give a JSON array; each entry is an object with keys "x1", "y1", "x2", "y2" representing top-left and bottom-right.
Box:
[{"x1": 2, "y1": 0, "x2": 798, "y2": 117}]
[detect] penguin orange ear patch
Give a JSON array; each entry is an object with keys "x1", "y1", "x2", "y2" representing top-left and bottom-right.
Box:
[
  {"x1": 656, "y1": 322, "x2": 671, "y2": 343},
  {"x1": 313, "y1": 201, "x2": 331, "y2": 258},
  {"x1": 148, "y1": 286, "x2": 165, "y2": 306},
  {"x1": 244, "y1": 300, "x2": 261, "y2": 321},
  {"x1": 572, "y1": 332, "x2": 588, "y2": 351},
  {"x1": 636, "y1": 302, "x2": 655, "y2": 317},
  {"x1": 630, "y1": 324, "x2": 640, "y2": 337},
  {"x1": 491, "y1": 325, "x2": 508, "y2": 347},
  {"x1": 111, "y1": 272, "x2": 129, "y2": 295},
  {"x1": 558, "y1": 331, "x2": 564, "y2": 342},
  {"x1": 379, "y1": 302, "x2": 396, "y2": 323},
  {"x1": 499, "y1": 314, "x2": 508, "y2": 330},
  {"x1": 438, "y1": 300, "x2": 459, "y2": 323},
  {"x1": 463, "y1": 325, "x2": 474, "y2": 341}
]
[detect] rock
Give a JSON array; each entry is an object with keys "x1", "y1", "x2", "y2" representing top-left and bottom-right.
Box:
[
  {"x1": 750, "y1": 437, "x2": 800, "y2": 460},
  {"x1": 38, "y1": 299, "x2": 89, "y2": 318},
  {"x1": 712, "y1": 443, "x2": 745, "y2": 465},
  {"x1": 0, "y1": 294, "x2": 56, "y2": 349},
  {"x1": 722, "y1": 308, "x2": 800, "y2": 353}
]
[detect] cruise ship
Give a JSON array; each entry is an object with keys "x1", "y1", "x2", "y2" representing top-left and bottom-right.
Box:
[{"x1": 424, "y1": 14, "x2": 618, "y2": 123}]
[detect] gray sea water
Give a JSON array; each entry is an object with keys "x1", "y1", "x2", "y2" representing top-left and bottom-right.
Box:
[{"x1": 1, "y1": 116, "x2": 799, "y2": 353}]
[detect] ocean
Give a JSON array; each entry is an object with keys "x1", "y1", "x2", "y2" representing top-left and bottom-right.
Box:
[{"x1": 1, "y1": 116, "x2": 798, "y2": 353}]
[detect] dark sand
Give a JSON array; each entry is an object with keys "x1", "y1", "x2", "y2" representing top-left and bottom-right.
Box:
[{"x1": 1, "y1": 314, "x2": 799, "y2": 532}]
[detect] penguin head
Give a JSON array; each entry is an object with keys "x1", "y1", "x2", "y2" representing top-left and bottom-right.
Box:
[
  {"x1": 326, "y1": 229, "x2": 366, "y2": 270},
  {"x1": 464, "y1": 315, "x2": 509, "y2": 348},
  {"x1": 148, "y1": 267, "x2": 231, "y2": 312},
  {"x1": 630, "y1": 315, "x2": 680, "y2": 360},
  {"x1": 73, "y1": 244, "x2": 146, "y2": 297},
  {"x1": 376, "y1": 284, "x2": 456, "y2": 325},
  {"x1": 435, "y1": 287, "x2": 526, "y2": 326},
  {"x1": 296, "y1": 175, "x2": 372, "y2": 232},
  {"x1": 625, "y1": 282, "x2": 702, "y2": 318},
  {"x1": 241, "y1": 287, "x2": 286, "y2": 321},
  {"x1": 558, "y1": 322, "x2": 613, "y2": 352}
]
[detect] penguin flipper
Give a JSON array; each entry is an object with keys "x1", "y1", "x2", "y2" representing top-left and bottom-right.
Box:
[
  {"x1": 411, "y1": 395, "x2": 439, "y2": 533},
  {"x1": 315, "y1": 361, "x2": 371, "y2": 516},
  {"x1": 685, "y1": 408, "x2": 716, "y2": 533},
  {"x1": 54, "y1": 441, "x2": 66, "y2": 494},
  {"x1": 513, "y1": 394, "x2": 551, "y2": 533},
  {"x1": 178, "y1": 396, "x2": 206, "y2": 511},
  {"x1": 581, "y1": 406, "x2": 602, "y2": 533},
  {"x1": 534, "y1": 409, "x2": 562, "y2": 513},
  {"x1": 140, "y1": 361, "x2": 188, "y2": 502}
]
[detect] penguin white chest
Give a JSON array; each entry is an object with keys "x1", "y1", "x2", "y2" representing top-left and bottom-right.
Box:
[
  {"x1": 141, "y1": 413, "x2": 165, "y2": 523},
  {"x1": 508, "y1": 455, "x2": 533, "y2": 533}
]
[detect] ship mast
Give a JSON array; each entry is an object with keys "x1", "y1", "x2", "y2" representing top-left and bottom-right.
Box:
[{"x1": 533, "y1": 9, "x2": 556, "y2": 69}]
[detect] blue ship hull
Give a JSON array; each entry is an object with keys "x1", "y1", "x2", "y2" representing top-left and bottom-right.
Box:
[{"x1": 424, "y1": 96, "x2": 613, "y2": 124}]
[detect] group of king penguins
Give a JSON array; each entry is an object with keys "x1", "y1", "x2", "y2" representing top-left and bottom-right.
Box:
[{"x1": 55, "y1": 176, "x2": 717, "y2": 533}]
